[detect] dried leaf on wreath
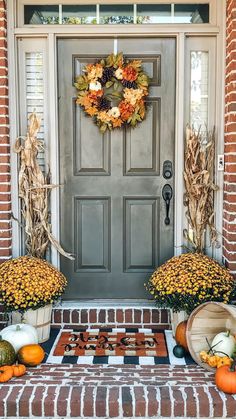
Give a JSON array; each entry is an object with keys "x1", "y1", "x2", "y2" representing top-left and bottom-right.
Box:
[
  {"x1": 86, "y1": 107, "x2": 98, "y2": 117},
  {"x1": 76, "y1": 92, "x2": 91, "y2": 108},
  {"x1": 99, "y1": 124, "x2": 107, "y2": 133},
  {"x1": 105, "y1": 81, "x2": 114, "y2": 89},
  {"x1": 74, "y1": 75, "x2": 88, "y2": 91},
  {"x1": 129, "y1": 60, "x2": 142, "y2": 69}
]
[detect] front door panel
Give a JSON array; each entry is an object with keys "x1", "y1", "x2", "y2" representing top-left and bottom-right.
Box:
[{"x1": 58, "y1": 38, "x2": 175, "y2": 299}]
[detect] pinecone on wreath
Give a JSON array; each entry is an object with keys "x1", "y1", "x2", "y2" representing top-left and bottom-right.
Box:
[
  {"x1": 122, "y1": 80, "x2": 137, "y2": 89},
  {"x1": 98, "y1": 97, "x2": 111, "y2": 111},
  {"x1": 99, "y1": 67, "x2": 115, "y2": 85}
]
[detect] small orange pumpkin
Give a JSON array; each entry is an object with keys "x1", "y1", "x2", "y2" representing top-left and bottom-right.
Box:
[
  {"x1": 18, "y1": 344, "x2": 45, "y2": 367},
  {"x1": 0, "y1": 365, "x2": 13, "y2": 382},
  {"x1": 12, "y1": 364, "x2": 27, "y2": 377},
  {"x1": 215, "y1": 361, "x2": 236, "y2": 394},
  {"x1": 175, "y1": 321, "x2": 188, "y2": 352}
]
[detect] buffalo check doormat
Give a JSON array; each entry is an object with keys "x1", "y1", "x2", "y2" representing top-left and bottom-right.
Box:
[
  {"x1": 43, "y1": 328, "x2": 194, "y2": 365},
  {"x1": 53, "y1": 329, "x2": 167, "y2": 357}
]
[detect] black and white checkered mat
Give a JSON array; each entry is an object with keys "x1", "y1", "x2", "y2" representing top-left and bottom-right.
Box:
[{"x1": 42, "y1": 327, "x2": 194, "y2": 365}]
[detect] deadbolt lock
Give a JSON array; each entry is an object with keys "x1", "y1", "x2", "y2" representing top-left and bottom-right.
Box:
[{"x1": 163, "y1": 160, "x2": 173, "y2": 180}]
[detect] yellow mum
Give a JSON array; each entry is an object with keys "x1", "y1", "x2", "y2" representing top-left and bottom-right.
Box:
[
  {"x1": 0, "y1": 256, "x2": 67, "y2": 313},
  {"x1": 146, "y1": 253, "x2": 235, "y2": 315}
]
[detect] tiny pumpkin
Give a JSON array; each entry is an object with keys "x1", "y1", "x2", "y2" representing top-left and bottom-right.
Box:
[
  {"x1": 215, "y1": 361, "x2": 236, "y2": 394},
  {"x1": 200, "y1": 351, "x2": 210, "y2": 363},
  {"x1": 217, "y1": 356, "x2": 232, "y2": 369},
  {"x1": 12, "y1": 364, "x2": 27, "y2": 377},
  {"x1": 18, "y1": 344, "x2": 45, "y2": 367},
  {"x1": 173, "y1": 344, "x2": 186, "y2": 358},
  {"x1": 0, "y1": 365, "x2": 13, "y2": 382},
  {"x1": 208, "y1": 355, "x2": 221, "y2": 368},
  {"x1": 175, "y1": 320, "x2": 188, "y2": 352},
  {"x1": 0, "y1": 365, "x2": 13, "y2": 373}
]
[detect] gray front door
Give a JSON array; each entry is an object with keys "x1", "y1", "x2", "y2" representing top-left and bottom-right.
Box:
[{"x1": 58, "y1": 37, "x2": 175, "y2": 299}]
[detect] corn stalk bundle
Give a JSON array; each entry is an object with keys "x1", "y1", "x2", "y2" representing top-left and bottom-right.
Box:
[
  {"x1": 183, "y1": 125, "x2": 219, "y2": 253},
  {"x1": 14, "y1": 112, "x2": 73, "y2": 260}
]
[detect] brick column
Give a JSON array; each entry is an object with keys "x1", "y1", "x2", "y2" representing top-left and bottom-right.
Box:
[
  {"x1": 0, "y1": 0, "x2": 10, "y2": 327},
  {"x1": 0, "y1": 0, "x2": 11, "y2": 262},
  {"x1": 223, "y1": 0, "x2": 236, "y2": 275}
]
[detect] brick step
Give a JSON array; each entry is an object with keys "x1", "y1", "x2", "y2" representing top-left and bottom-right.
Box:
[
  {"x1": 1, "y1": 364, "x2": 235, "y2": 418},
  {"x1": 52, "y1": 305, "x2": 171, "y2": 329}
]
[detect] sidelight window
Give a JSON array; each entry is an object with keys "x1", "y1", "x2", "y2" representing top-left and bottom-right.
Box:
[
  {"x1": 190, "y1": 51, "x2": 209, "y2": 129},
  {"x1": 23, "y1": 3, "x2": 210, "y2": 25},
  {"x1": 18, "y1": 39, "x2": 48, "y2": 170},
  {"x1": 185, "y1": 37, "x2": 215, "y2": 132}
]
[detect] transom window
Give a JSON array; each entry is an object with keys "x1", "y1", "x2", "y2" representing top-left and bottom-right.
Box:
[{"x1": 24, "y1": 3, "x2": 210, "y2": 25}]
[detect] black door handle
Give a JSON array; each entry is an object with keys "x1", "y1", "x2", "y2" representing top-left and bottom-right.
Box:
[{"x1": 162, "y1": 184, "x2": 173, "y2": 225}]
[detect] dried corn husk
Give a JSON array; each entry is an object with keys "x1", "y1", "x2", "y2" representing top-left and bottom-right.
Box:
[
  {"x1": 183, "y1": 125, "x2": 219, "y2": 253},
  {"x1": 14, "y1": 112, "x2": 74, "y2": 260}
]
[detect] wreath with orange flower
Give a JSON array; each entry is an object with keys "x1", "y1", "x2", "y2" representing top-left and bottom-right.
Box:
[{"x1": 75, "y1": 53, "x2": 149, "y2": 133}]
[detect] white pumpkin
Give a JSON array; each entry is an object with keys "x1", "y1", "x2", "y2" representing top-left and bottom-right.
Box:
[
  {"x1": 211, "y1": 331, "x2": 236, "y2": 358},
  {"x1": 1, "y1": 323, "x2": 38, "y2": 353}
]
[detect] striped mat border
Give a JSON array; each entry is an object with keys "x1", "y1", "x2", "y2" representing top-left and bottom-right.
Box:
[{"x1": 42, "y1": 328, "x2": 194, "y2": 365}]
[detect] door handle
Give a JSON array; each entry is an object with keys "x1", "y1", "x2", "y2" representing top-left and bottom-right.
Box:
[{"x1": 162, "y1": 184, "x2": 173, "y2": 225}]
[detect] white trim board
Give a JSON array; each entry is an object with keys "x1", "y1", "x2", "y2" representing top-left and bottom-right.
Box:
[{"x1": 56, "y1": 299, "x2": 159, "y2": 309}]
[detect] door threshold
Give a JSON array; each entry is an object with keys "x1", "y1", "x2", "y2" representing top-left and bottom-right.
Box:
[{"x1": 57, "y1": 299, "x2": 157, "y2": 309}]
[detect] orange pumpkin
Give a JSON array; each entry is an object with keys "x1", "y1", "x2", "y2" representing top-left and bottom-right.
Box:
[
  {"x1": 175, "y1": 321, "x2": 188, "y2": 352},
  {"x1": 12, "y1": 364, "x2": 27, "y2": 377},
  {"x1": 215, "y1": 362, "x2": 236, "y2": 394},
  {"x1": 17, "y1": 344, "x2": 45, "y2": 367},
  {"x1": 0, "y1": 365, "x2": 13, "y2": 382}
]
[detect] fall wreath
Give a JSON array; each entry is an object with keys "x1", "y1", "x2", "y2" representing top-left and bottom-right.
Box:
[{"x1": 75, "y1": 53, "x2": 149, "y2": 133}]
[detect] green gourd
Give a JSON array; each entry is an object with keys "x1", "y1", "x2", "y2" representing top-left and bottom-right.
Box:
[
  {"x1": 173, "y1": 344, "x2": 186, "y2": 358},
  {"x1": 0, "y1": 335, "x2": 16, "y2": 366}
]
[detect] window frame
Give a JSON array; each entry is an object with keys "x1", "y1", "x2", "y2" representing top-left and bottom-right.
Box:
[{"x1": 17, "y1": 0, "x2": 217, "y2": 27}]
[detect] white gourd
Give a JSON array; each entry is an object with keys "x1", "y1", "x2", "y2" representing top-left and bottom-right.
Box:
[
  {"x1": 1, "y1": 323, "x2": 38, "y2": 353},
  {"x1": 211, "y1": 331, "x2": 236, "y2": 358}
]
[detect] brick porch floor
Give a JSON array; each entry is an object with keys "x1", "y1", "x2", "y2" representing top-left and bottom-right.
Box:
[
  {"x1": 0, "y1": 306, "x2": 236, "y2": 418},
  {"x1": 0, "y1": 364, "x2": 236, "y2": 418}
]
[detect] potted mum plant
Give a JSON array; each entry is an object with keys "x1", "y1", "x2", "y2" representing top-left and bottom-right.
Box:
[
  {"x1": 3, "y1": 113, "x2": 72, "y2": 343},
  {"x1": 146, "y1": 253, "x2": 236, "y2": 335},
  {"x1": 0, "y1": 256, "x2": 67, "y2": 342}
]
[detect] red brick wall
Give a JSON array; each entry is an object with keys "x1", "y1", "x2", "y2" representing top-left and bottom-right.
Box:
[
  {"x1": 223, "y1": 0, "x2": 236, "y2": 275},
  {"x1": 0, "y1": 0, "x2": 10, "y2": 327},
  {"x1": 0, "y1": 0, "x2": 11, "y2": 264}
]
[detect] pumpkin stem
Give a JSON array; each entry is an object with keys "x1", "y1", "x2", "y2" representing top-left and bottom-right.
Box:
[
  {"x1": 0, "y1": 336, "x2": 2, "y2": 342},
  {"x1": 226, "y1": 330, "x2": 230, "y2": 337},
  {"x1": 16, "y1": 325, "x2": 21, "y2": 331}
]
